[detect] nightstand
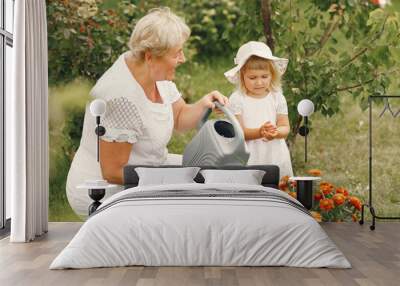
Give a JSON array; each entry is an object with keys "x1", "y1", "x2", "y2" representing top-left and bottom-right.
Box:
[{"x1": 77, "y1": 180, "x2": 118, "y2": 215}]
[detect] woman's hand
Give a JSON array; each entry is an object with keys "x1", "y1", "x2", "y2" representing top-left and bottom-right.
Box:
[
  {"x1": 201, "y1": 90, "x2": 229, "y2": 110},
  {"x1": 172, "y1": 91, "x2": 228, "y2": 132}
]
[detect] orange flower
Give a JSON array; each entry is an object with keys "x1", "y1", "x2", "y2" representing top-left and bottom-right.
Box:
[
  {"x1": 311, "y1": 211, "x2": 322, "y2": 222},
  {"x1": 320, "y1": 198, "x2": 335, "y2": 211},
  {"x1": 289, "y1": 191, "x2": 297, "y2": 199},
  {"x1": 281, "y1": 176, "x2": 290, "y2": 183},
  {"x1": 336, "y1": 187, "x2": 349, "y2": 197},
  {"x1": 320, "y1": 181, "x2": 331, "y2": 187},
  {"x1": 307, "y1": 169, "x2": 322, "y2": 176},
  {"x1": 320, "y1": 184, "x2": 334, "y2": 195},
  {"x1": 279, "y1": 181, "x2": 288, "y2": 190},
  {"x1": 332, "y1": 193, "x2": 345, "y2": 206},
  {"x1": 314, "y1": 192, "x2": 323, "y2": 201},
  {"x1": 349, "y1": 196, "x2": 362, "y2": 211}
]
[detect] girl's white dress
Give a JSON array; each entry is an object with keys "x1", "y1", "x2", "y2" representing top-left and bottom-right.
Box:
[
  {"x1": 229, "y1": 89, "x2": 293, "y2": 179},
  {"x1": 66, "y1": 52, "x2": 182, "y2": 217}
]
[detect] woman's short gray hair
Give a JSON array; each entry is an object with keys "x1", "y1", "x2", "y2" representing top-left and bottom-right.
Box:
[{"x1": 128, "y1": 7, "x2": 191, "y2": 61}]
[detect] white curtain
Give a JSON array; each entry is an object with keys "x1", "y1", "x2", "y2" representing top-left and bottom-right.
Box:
[{"x1": 8, "y1": 0, "x2": 49, "y2": 242}]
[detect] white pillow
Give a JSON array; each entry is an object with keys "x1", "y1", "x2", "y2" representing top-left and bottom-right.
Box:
[
  {"x1": 200, "y1": 169, "x2": 266, "y2": 185},
  {"x1": 135, "y1": 167, "x2": 200, "y2": 186}
]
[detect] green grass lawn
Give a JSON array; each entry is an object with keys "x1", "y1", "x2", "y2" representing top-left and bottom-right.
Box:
[{"x1": 49, "y1": 58, "x2": 400, "y2": 221}]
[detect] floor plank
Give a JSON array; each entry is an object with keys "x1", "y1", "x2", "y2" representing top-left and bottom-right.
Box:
[{"x1": 0, "y1": 222, "x2": 399, "y2": 286}]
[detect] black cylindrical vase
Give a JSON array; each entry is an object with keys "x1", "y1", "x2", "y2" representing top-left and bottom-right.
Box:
[{"x1": 296, "y1": 180, "x2": 314, "y2": 210}]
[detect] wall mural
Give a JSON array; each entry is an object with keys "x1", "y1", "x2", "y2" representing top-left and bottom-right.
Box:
[{"x1": 46, "y1": 0, "x2": 400, "y2": 223}]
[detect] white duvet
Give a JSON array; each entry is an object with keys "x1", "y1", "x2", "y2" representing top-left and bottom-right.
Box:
[{"x1": 50, "y1": 183, "x2": 351, "y2": 269}]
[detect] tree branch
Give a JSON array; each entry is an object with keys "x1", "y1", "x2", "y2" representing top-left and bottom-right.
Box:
[
  {"x1": 261, "y1": 0, "x2": 274, "y2": 51},
  {"x1": 334, "y1": 68, "x2": 399, "y2": 94},
  {"x1": 307, "y1": 10, "x2": 343, "y2": 57},
  {"x1": 336, "y1": 78, "x2": 375, "y2": 92},
  {"x1": 341, "y1": 16, "x2": 389, "y2": 68},
  {"x1": 316, "y1": 15, "x2": 342, "y2": 54},
  {"x1": 289, "y1": 114, "x2": 304, "y2": 146},
  {"x1": 342, "y1": 47, "x2": 368, "y2": 68}
]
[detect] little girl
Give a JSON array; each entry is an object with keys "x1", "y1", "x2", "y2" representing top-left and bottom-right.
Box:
[{"x1": 225, "y1": 41, "x2": 293, "y2": 178}]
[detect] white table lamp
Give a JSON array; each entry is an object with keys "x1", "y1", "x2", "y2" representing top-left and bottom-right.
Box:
[
  {"x1": 297, "y1": 99, "x2": 315, "y2": 162},
  {"x1": 89, "y1": 99, "x2": 107, "y2": 162}
]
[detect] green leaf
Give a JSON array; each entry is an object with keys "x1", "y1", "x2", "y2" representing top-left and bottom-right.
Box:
[
  {"x1": 367, "y1": 8, "x2": 386, "y2": 26},
  {"x1": 329, "y1": 47, "x2": 337, "y2": 54},
  {"x1": 100, "y1": 0, "x2": 119, "y2": 10}
]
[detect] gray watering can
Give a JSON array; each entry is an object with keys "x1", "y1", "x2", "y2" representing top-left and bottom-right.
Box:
[{"x1": 182, "y1": 101, "x2": 250, "y2": 166}]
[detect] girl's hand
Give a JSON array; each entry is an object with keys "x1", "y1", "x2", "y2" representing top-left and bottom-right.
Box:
[
  {"x1": 268, "y1": 129, "x2": 279, "y2": 139},
  {"x1": 260, "y1": 121, "x2": 277, "y2": 135},
  {"x1": 201, "y1": 90, "x2": 229, "y2": 111},
  {"x1": 260, "y1": 121, "x2": 278, "y2": 140},
  {"x1": 261, "y1": 130, "x2": 278, "y2": 141},
  {"x1": 261, "y1": 121, "x2": 277, "y2": 132}
]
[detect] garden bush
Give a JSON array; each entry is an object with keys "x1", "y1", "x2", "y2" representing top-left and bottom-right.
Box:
[{"x1": 48, "y1": 1, "x2": 400, "y2": 140}]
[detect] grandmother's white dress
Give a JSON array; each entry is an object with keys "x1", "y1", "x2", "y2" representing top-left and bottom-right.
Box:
[
  {"x1": 228, "y1": 89, "x2": 293, "y2": 179},
  {"x1": 66, "y1": 52, "x2": 182, "y2": 216}
]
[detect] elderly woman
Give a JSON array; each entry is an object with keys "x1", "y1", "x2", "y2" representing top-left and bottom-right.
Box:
[{"x1": 66, "y1": 7, "x2": 228, "y2": 216}]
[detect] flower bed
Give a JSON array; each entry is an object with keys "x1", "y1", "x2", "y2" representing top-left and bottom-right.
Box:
[{"x1": 279, "y1": 169, "x2": 362, "y2": 222}]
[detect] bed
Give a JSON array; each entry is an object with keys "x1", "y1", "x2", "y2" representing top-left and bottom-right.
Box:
[{"x1": 50, "y1": 165, "x2": 351, "y2": 269}]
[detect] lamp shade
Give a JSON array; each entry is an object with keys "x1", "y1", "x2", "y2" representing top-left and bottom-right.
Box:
[
  {"x1": 297, "y1": 99, "x2": 314, "y2": 116},
  {"x1": 90, "y1": 99, "x2": 106, "y2": 117}
]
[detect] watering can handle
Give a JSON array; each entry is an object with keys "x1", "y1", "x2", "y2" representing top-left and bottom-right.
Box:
[{"x1": 197, "y1": 101, "x2": 246, "y2": 149}]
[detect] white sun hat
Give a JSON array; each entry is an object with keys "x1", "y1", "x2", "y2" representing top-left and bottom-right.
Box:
[{"x1": 224, "y1": 41, "x2": 289, "y2": 84}]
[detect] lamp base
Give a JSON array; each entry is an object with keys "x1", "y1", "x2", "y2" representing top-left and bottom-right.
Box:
[{"x1": 88, "y1": 188, "x2": 105, "y2": 215}]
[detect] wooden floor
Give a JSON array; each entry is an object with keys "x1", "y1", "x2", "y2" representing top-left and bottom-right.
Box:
[{"x1": 0, "y1": 222, "x2": 399, "y2": 286}]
